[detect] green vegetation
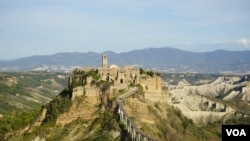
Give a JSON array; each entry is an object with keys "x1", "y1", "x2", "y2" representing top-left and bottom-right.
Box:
[
  {"x1": 43, "y1": 89, "x2": 72, "y2": 125},
  {"x1": 23, "y1": 111, "x2": 122, "y2": 141},
  {"x1": 71, "y1": 68, "x2": 100, "y2": 88},
  {"x1": 126, "y1": 96, "x2": 250, "y2": 141},
  {"x1": 139, "y1": 68, "x2": 161, "y2": 77},
  {"x1": 0, "y1": 100, "x2": 18, "y2": 115},
  {"x1": 70, "y1": 68, "x2": 116, "y2": 112},
  {"x1": 161, "y1": 73, "x2": 220, "y2": 85},
  {"x1": 0, "y1": 82, "x2": 24, "y2": 95},
  {"x1": 135, "y1": 83, "x2": 143, "y2": 92},
  {"x1": 225, "y1": 100, "x2": 250, "y2": 116},
  {"x1": 84, "y1": 111, "x2": 121, "y2": 141},
  {"x1": 0, "y1": 88, "x2": 72, "y2": 139},
  {"x1": 141, "y1": 104, "x2": 221, "y2": 141},
  {"x1": 139, "y1": 68, "x2": 145, "y2": 75},
  {"x1": 86, "y1": 69, "x2": 100, "y2": 81},
  {"x1": 0, "y1": 108, "x2": 41, "y2": 138},
  {"x1": 0, "y1": 71, "x2": 68, "y2": 115}
]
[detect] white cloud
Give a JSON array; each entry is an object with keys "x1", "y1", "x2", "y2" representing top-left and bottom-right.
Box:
[{"x1": 236, "y1": 38, "x2": 250, "y2": 48}]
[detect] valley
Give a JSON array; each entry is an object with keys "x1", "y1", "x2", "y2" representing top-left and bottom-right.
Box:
[
  {"x1": 0, "y1": 68, "x2": 250, "y2": 140},
  {"x1": 0, "y1": 71, "x2": 68, "y2": 115}
]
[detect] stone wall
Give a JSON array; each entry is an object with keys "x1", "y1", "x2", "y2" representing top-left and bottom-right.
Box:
[
  {"x1": 139, "y1": 76, "x2": 162, "y2": 93},
  {"x1": 71, "y1": 86, "x2": 84, "y2": 100},
  {"x1": 98, "y1": 65, "x2": 140, "y2": 87}
]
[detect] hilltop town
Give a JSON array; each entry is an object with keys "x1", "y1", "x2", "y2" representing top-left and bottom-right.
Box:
[{"x1": 57, "y1": 54, "x2": 164, "y2": 124}]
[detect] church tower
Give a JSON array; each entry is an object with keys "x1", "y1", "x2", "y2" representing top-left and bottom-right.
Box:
[{"x1": 102, "y1": 54, "x2": 108, "y2": 68}]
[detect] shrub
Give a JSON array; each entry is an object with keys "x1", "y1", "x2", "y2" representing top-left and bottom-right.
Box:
[
  {"x1": 0, "y1": 108, "x2": 41, "y2": 136},
  {"x1": 43, "y1": 89, "x2": 72, "y2": 124}
]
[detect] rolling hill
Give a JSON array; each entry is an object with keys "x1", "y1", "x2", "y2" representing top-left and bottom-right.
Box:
[{"x1": 0, "y1": 47, "x2": 250, "y2": 73}]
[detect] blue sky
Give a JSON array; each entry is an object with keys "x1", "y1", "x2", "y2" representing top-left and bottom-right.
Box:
[{"x1": 0, "y1": 0, "x2": 250, "y2": 59}]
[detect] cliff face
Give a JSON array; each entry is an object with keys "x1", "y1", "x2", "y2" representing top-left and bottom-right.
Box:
[
  {"x1": 139, "y1": 76, "x2": 162, "y2": 92},
  {"x1": 241, "y1": 82, "x2": 250, "y2": 101},
  {"x1": 56, "y1": 94, "x2": 99, "y2": 125},
  {"x1": 58, "y1": 73, "x2": 111, "y2": 125}
]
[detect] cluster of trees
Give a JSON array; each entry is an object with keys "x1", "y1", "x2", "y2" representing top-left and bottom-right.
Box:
[
  {"x1": 43, "y1": 89, "x2": 72, "y2": 124},
  {"x1": 71, "y1": 69, "x2": 100, "y2": 88},
  {"x1": 139, "y1": 68, "x2": 161, "y2": 77},
  {"x1": 0, "y1": 89, "x2": 72, "y2": 138},
  {"x1": 0, "y1": 82, "x2": 24, "y2": 95},
  {"x1": 0, "y1": 108, "x2": 41, "y2": 137},
  {"x1": 86, "y1": 69, "x2": 100, "y2": 81}
]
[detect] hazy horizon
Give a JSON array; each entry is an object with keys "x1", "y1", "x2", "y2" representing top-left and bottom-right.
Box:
[{"x1": 1, "y1": 46, "x2": 250, "y2": 61}]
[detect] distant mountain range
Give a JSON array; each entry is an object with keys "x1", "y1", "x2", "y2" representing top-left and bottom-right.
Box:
[{"x1": 0, "y1": 47, "x2": 250, "y2": 74}]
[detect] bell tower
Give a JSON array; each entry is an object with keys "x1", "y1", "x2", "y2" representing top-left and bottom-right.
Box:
[{"x1": 102, "y1": 54, "x2": 108, "y2": 68}]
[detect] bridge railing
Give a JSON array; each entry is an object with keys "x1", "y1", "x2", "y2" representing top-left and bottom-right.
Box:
[{"x1": 117, "y1": 88, "x2": 156, "y2": 141}]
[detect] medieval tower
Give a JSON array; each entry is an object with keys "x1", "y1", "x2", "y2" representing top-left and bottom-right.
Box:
[{"x1": 102, "y1": 54, "x2": 108, "y2": 68}]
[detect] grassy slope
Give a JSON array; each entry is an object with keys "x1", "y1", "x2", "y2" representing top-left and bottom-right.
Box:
[{"x1": 0, "y1": 71, "x2": 68, "y2": 115}]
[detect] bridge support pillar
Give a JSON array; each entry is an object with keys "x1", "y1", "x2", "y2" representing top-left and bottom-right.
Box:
[
  {"x1": 128, "y1": 121, "x2": 131, "y2": 133},
  {"x1": 136, "y1": 133, "x2": 141, "y2": 141},
  {"x1": 120, "y1": 110, "x2": 124, "y2": 122},
  {"x1": 124, "y1": 116, "x2": 128, "y2": 126},
  {"x1": 132, "y1": 128, "x2": 136, "y2": 141}
]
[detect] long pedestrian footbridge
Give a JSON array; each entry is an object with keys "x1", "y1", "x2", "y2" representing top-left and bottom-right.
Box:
[{"x1": 117, "y1": 87, "x2": 156, "y2": 141}]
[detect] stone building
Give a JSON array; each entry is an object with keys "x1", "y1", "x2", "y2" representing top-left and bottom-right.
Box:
[
  {"x1": 98, "y1": 54, "x2": 140, "y2": 88},
  {"x1": 97, "y1": 54, "x2": 164, "y2": 101},
  {"x1": 69, "y1": 53, "x2": 164, "y2": 102}
]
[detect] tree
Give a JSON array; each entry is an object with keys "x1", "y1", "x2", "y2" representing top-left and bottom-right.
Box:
[{"x1": 139, "y1": 68, "x2": 144, "y2": 75}]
